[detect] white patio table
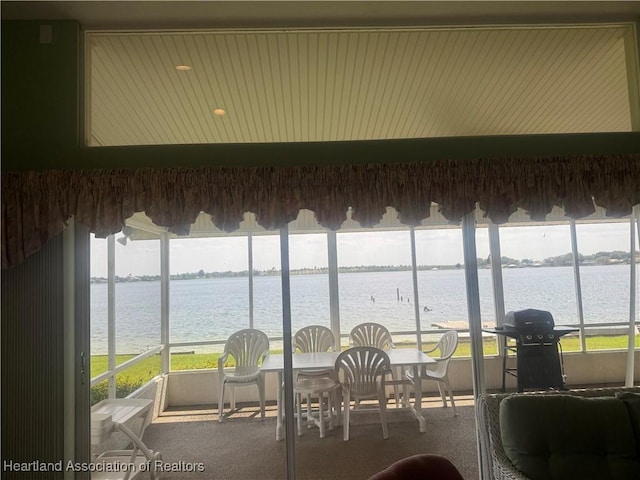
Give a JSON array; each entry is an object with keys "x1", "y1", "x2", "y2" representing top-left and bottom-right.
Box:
[
  {"x1": 91, "y1": 398, "x2": 154, "y2": 453},
  {"x1": 260, "y1": 349, "x2": 436, "y2": 440},
  {"x1": 90, "y1": 397, "x2": 163, "y2": 480}
]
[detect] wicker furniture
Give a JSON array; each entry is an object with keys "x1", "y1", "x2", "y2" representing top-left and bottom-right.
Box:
[{"x1": 476, "y1": 386, "x2": 640, "y2": 480}]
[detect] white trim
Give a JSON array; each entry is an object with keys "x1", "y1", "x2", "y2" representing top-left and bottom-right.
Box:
[
  {"x1": 161, "y1": 232, "x2": 170, "y2": 373},
  {"x1": 279, "y1": 225, "x2": 296, "y2": 480},
  {"x1": 91, "y1": 346, "x2": 164, "y2": 386},
  {"x1": 626, "y1": 206, "x2": 638, "y2": 386},
  {"x1": 570, "y1": 220, "x2": 587, "y2": 352},
  {"x1": 462, "y1": 212, "x2": 486, "y2": 480},
  {"x1": 108, "y1": 234, "x2": 116, "y2": 397},
  {"x1": 248, "y1": 232, "x2": 254, "y2": 328},
  {"x1": 488, "y1": 223, "x2": 506, "y2": 358},
  {"x1": 327, "y1": 230, "x2": 341, "y2": 350},
  {"x1": 410, "y1": 228, "x2": 422, "y2": 349}
]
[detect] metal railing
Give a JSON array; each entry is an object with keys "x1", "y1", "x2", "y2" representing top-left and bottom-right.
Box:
[{"x1": 90, "y1": 321, "x2": 638, "y2": 392}]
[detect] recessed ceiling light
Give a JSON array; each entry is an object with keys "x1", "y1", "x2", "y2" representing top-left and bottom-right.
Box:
[
  {"x1": 214, "y1": 108, "x2": 226, "y2": 117},
  {"x1": 175, "y1": 65, "x2": 191, "y2": 71}
]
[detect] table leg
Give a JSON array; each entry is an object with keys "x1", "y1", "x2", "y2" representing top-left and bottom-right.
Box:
[
  {"x1": 501, "y1": 336, "x2": 507, "y2": 393},
  {"x1": 275, "y1": 371, "x2": 284, "y2": 441},
  {"x1": 412, "y1": 365, "x2": 427, "y2": 432}
]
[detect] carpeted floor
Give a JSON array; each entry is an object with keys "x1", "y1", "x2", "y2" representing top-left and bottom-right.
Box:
[{"x1": 142, "y1": 395, "x2": 479, "y2": 480}]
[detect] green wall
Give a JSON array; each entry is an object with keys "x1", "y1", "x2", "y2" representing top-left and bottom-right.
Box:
[{"x1": 1, "y1": 20, "x2": 79, "y2": 169}]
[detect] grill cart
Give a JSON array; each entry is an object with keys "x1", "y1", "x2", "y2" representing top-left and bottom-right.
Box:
[{"x1": 484, "y1": 309, "x2": 578, "y2": 392}]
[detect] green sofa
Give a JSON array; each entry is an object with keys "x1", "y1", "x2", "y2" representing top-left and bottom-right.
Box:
[{"x1": 477, "y1": 387, "x2": 640, "y2": 480}]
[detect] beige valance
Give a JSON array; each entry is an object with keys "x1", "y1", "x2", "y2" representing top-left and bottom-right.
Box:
[{"x1": 2, "y1": 153, "x2": 639, "y2": 269}]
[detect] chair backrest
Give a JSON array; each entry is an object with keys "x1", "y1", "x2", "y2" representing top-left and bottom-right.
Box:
[
  {"x1": 429, "y1": 330, "x2": 458, "y2": 375},
  {"x1": 294, "y1": 325, "x2": 335, "y2": 353},
  {"x1": 349, "y1": 322, "x2": 394, "y2": 349},
  {"x1": 335, "y1": 346, "x2": 391, "y2": 397},
  {"x1": 434, "y1": 330, "x2": 458, "y2": 360},
  {"x1": 223, "y1": 329, "x2": 270, "y2": 374}
]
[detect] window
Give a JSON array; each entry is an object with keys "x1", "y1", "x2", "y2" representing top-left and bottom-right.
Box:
[
  {"x1": 170, "y1": 236, "x2": 249, "y2": 353},
  {"x1": 337, "y1": 230, "x2": 414, "y2": 341},
  {"x1": 576, "y1": 222, "x2": 638, "y2": 350}
]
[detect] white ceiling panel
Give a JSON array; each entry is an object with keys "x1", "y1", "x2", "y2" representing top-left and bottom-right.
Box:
[{"x1": 86, "y1": 24, "x2": 633, "y2": 146}]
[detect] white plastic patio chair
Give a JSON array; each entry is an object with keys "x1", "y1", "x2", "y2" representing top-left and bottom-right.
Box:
[
  {"x1": 218, "y1": 328, "x2": 270, "y2": 422},
  {"x1": 335, "y1": 346, "x2": 391, "y2": 441},
  {"x1": 406, "y1": 330, "x2": 458, "y2": 416},
  {"x1": 293, "y1": 325, "x2": 340, "y2": 437},
  {"x1": 349, "y1": 322, "x2": 394, "y2": 350},
  {"x1": 349, "y1": 322, "x2": 409, "y2": 407},
  {"x1": 294, "y1": 324, "x2": 336, "y2": 354}
]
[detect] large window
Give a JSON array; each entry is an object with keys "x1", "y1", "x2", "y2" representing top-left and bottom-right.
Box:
[
  {"x1": 251, "y1": 235, "x2": 283, "y2": 345},
  {"x1": 289, "y1": 233, "x2": 330, "y2": 333},
  {"x1": 337, "y1": 230, "x2": 414, "y2": 341},
  {"x1": 576, "y1": 222, "x2": 639, "y2": 350},
  {"x1": 88, "y1": 213, "x2": 638, "y2": 402},
  {"x1": 498, "y1": 224, "x2": 578, "y2": 324},
  {"x1": 90, "y1": 234, "x2": 162, "y2": 404},
  {"x1": 170, "y1": 236, "x2": 249, "y2": 353},
  {"x1": 90, "y1": 234, "x2": 109, "y2": 375}
]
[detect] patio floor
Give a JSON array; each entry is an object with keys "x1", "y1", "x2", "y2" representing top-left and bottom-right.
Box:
[{"x1": 142, "y1": 394, "x2": 479, "y2": 480}]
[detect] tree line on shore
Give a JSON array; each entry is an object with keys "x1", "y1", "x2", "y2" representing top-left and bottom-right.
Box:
[{"x1": 90, "y1": 250, "x2": 636, "y2": 283}]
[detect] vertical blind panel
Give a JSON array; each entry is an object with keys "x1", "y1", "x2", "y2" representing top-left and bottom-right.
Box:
[{"x1": 1, "y1": 234, "x2": 65, "y2": 478}]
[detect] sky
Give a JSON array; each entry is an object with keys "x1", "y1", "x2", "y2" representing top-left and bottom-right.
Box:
[{"x1": 90, "y1": 221, "x2": 638, "y2": 277}]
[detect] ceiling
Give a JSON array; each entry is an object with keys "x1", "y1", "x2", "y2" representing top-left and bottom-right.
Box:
[
  {"x1": 86, "y1": 24, "x2": 633, "y2": 145},
  {"x1": 3, "y1": 2, "x2": 640, "y2": 29},
  {"x1": 3, "y1": 2, "x2": 639, "y2": 146}
]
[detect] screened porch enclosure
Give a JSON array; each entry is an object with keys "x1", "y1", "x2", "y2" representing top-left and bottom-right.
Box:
[{"x1": 89, "y1": 203, "x2": 640, "y2": 409}]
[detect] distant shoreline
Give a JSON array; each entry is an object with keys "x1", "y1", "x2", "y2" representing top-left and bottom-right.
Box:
[{"x1": 91, "y1": 253, "x2": 636, "y2": 284}]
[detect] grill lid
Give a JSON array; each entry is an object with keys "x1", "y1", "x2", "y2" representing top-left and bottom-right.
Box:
[{"x1": 504, "y1": 309, "x2": 555, "y2": 332}]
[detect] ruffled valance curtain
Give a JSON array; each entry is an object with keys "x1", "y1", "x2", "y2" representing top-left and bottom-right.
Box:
[{"x1": 2, "y1": 153, "x2": 639, "y2": 269}]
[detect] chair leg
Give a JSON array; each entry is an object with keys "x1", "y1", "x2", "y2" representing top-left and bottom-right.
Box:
[
  {"x1": 343, "y1": 390, "x2": 351, "y2": 441},
  {"x1": 230, "y1": 387, "x2": 236, "y2": 411},
  {"x1": 402, "y1": 383, "x2": 410, "y2": 408},
  {"x1": 258, "y1": 373, "x2": 266, "y2": 420},
  {"x1": 306, "y1": 393, "x2": 313, "y2": 428},
  {"x1": 437, "y1": 382, "x2": 447, "y2": 407},
  {"x1": 318, "y1": 393, "x2": 326, "y2": 439},
  {"x1": 443, "y1": 378, "x2": 457, "y2": 416},
  {"x1": 333, "y1": 388, "x2": 342, "y2": 426},
  {"x1": 296, "y1": 392, "x2": 303, "y2": 436},
  {"x1": 327, "y1": 391, "x2": 335, "y2": 431},
  {"x1": 392, "y1": 367, "x2": 402, "y2": 408},
  {"x1": 378, "y1": 389, "x2": 389, "y2": 440},
  {"x1": 218, "y1": 382, "x2": 226, "y2": 423}
]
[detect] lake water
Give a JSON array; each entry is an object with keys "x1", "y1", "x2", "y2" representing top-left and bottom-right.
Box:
[{"x1": 90, "y1": 264, "x2": 638, "y2": 354}]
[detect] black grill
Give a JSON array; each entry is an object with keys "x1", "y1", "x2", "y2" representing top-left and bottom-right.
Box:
[
  {"x1": 504, "y1": 308, "x2": 557, "y2": 345},
  {"x1": 504, "y1": 309, "x2": 565, "y2": 392}
]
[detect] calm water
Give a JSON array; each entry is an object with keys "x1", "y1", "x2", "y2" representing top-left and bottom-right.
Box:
[{"x1": 90, "y1": 264, "x2": 638, "y2": 354}]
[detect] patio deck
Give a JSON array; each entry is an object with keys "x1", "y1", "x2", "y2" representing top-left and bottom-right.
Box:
[{"x1": 142, "y1": 394, "x2": 479, "y2": 480}]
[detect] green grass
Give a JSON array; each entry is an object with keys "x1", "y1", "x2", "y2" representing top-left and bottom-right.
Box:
[
  {"x1": 90, "y1": 334, "x2": 638, "y2": 404},
  {"x1": 92, "y1": 333, "x2": 637, "y2": 376}
]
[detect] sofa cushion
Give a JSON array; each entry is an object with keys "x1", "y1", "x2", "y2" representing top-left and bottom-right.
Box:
[
  {"x1": 499, "y1": 394, "x2": 640, "y2": 480},
  {"x1": 617, "y1": 392, "x2": 640, "y2": 454}
]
